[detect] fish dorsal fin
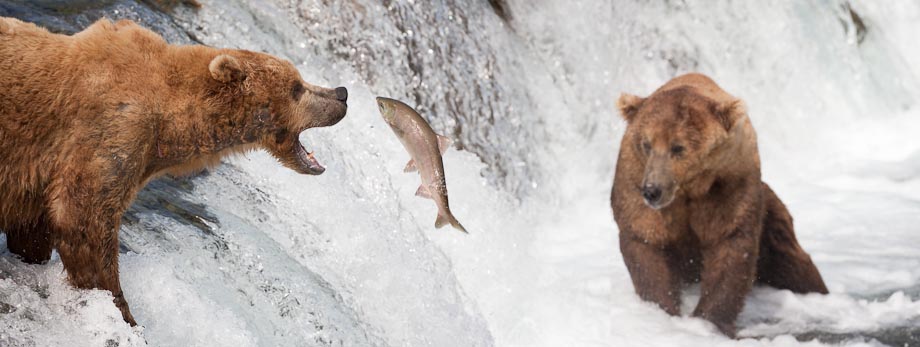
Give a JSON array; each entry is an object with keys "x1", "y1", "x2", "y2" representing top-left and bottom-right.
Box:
[
  {"x1": 437, "y1": 135, "x2": 451, "y2": 155},
  {"x1": 415, "y1": 185, "x2": 432, "y2": 199},
  {"x1": 404, "y1": 159, "x2": 418, "y2": 173}
]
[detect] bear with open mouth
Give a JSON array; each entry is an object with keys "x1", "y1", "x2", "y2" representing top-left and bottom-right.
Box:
[{"x1": 0, "y1": 16, "x2": 347, "y2": 325}]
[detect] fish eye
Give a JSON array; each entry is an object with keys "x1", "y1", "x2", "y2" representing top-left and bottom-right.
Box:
[{"x1": 671, "y1": 145, "x2": 685, "y2": 156}]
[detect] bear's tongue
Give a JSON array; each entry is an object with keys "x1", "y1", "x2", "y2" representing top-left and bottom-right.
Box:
[{"x1": 294, "y1": 138, "x2": 325, "y2": 175}]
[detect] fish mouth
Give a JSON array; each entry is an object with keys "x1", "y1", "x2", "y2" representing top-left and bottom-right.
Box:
[
  {"x1": 375, "y1": 96, "x2": 399, "y2": 124},
  {"x1": 292, "y1": 133, "x2": 325, "y2": 175},
  {"x1": 376, "y1": 96, "x2": 399, "y2": 111}
]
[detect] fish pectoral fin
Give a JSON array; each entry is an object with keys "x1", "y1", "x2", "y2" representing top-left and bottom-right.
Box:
[
  {"x1": 415, "y1": 185, "x2": 433, "y2": 199},
  {"x1": 437, "y1": 135, "x2": 452, "y2": 155},
  {"x1": 404, "y1": 159, "x2": 418, "y2": 173}
]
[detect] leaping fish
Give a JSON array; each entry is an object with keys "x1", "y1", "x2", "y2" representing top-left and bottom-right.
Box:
[{"x1": 376, "y1": 97, "x2": 467, "y2": 233}]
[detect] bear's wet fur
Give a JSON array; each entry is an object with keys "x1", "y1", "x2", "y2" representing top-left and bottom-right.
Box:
[
  {"x1": 611, "y1": 73, "x2": 827, "y2": 336},
  {"x1": 0, "y1": 16, "x2": 347, "y2": 325}
]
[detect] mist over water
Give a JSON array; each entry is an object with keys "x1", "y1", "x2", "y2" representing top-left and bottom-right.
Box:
[{"x1": 1, "y1": 1, "x2": 920, "y2": 346}]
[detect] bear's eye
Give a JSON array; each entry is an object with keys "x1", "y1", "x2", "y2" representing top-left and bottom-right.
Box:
[
  {"x1": 671, "y1": 145, "x2": 685, "y2": 156},
  {"x1": 291, "y1": 82, "x2": 306, "y2": 101},
  {"x1": 641, "y1": 141, "x2": 651, "y2": 154}
]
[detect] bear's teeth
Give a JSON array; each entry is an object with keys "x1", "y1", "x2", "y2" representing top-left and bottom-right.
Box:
[{"x1": 295, "y1": 141, "x2": 325, "y2": 174}]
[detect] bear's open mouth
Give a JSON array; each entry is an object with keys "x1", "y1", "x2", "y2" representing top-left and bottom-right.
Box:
[{"x1": 294, "y1": 136, "x2": 325, "y2": 175}]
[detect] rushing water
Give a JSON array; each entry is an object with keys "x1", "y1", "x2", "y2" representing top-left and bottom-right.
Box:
[{"x1": 1, "y1": 1, "x2": 920, "y2": 346}]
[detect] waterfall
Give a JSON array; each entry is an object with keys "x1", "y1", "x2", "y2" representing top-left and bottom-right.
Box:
[{"x1": 1, "y1": 1, "x2": 919, "y2": 346}]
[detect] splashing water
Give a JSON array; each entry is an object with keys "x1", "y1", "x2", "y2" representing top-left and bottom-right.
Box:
[{"x1": 1, "y1": 1, "x2": 920, "y2": 346}]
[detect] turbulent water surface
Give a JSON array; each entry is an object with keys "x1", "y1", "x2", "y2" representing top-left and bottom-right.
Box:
[{"x1": 1, "y1": 1, "x2": 919, "y2": 346}]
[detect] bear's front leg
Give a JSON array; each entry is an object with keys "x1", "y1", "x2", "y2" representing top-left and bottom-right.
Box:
[
  {"x1": 619, "y1": 232, "x2": 681, "y2": 315},
  {"x1": 49, "y1": 163, "x2": 138, "y2": 326},
  {"x1": 692, "y1": 226, "x2": 760, "y2": 337},
  {"x1": 54, "y1": 208, "x2": 136, "y2": 326}
]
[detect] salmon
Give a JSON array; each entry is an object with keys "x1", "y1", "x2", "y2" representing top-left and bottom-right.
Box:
[{"x1": 376, "y1": 97, "x2": 467, "y2": 233}]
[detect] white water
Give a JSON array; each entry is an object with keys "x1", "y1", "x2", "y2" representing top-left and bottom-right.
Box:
[{"x1": 2, "y1": 0, "x2": 920, "y2": 346}]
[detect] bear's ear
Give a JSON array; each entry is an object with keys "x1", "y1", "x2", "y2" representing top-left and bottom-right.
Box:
[
  {"x1": 209, "y1": 54, "x2": 247, "y2": 83},
  {"x1": 616, "y1": 93, "x2": 645, "y2": 123},
  {"x1": 713, "y1": 99, "x2": 746, "y2": 131}
]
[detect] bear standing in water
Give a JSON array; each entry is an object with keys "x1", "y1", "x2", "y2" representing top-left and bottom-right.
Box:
[
  {"x1": 0, "y1": 17, "x2": 348, "y2": 325},
  {"x1": 611, "y1": 73, "x2": 828, "y2": 336}
]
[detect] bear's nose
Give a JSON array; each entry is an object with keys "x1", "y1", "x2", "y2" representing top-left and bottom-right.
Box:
[
  {"x1": 334, "y1": 87, "x2": 348, "y2": 102},
  {"x1": 641, "y1": 184, "x2": 662, "y2": 204}
]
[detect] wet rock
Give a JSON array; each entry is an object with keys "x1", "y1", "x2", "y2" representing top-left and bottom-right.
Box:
[
  {"x1": 142, "y1": 0, "x2": 200, "y2": 12},
  {"x1": 123, "y1": 174, "x2": 220, "y2": 236},
  {"x1": 838, "y1": 2, "x2": 867, "y2": 45},
  {"x1": 488, "y1": 0, "x2": 511, "y2": 22},
  {"x1": 0, "y1": 301, "x2": 16, "y2": 314},
  {"x1": 0, "y1": 0, "x2": 197, "y2": 43},
  {"x1": 795, "y1": 327, "x2": 920, "y2": 346}
]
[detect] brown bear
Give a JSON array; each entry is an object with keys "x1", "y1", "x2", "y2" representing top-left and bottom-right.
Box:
[
  {"x1": 610, "y1": 73, "x2": 828, "y2": 336},
  {"x1": 0, "y1": 17, "x2": 348, "y2": 325}
]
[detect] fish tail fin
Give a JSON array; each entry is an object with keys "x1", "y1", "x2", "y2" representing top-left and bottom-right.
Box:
[
  {"x1": 435, "y1": 212, "x2": 468, "y2": 234},
  {"x1": 451, "y1": 218, "x2": 468, "y2": 234}
]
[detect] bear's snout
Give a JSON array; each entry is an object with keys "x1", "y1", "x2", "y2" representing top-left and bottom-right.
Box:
[
  {"x1": 299, "y1": 85, "x2": 349, "y2": 128},
  {"x1": 641, "y1": 184, "x2": 663, "y2": 205}
]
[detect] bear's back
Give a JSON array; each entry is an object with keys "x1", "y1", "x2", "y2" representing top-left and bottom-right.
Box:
[
  {"x1": 70, "y1": 19, "x2": 170, "y2": 63},
  {"x1": 655, "y1": 73, "x2": 737, "y2": 106},
  {"x1": 0, "y1": 16, "x2": 48, "y2": 36}
]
